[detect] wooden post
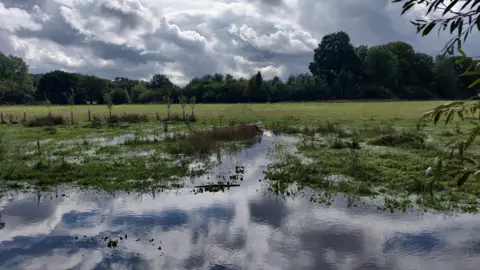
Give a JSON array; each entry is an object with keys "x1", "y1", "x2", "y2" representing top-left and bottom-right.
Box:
[
  {"x1": 88, "y1": 110, "x2": 91, "y2": 122},
  {"x1": 23, "y1": 111, "x2": 27, "y2": 122},
  {"x1": 71, "y1": 111, "x2": 74, "y2": 125},
  {"x1": 0, "y1": 111, "x2": 3, "y2": 124}
]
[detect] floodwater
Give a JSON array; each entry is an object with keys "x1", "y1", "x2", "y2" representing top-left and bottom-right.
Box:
[{"x1": 1, "y1": 134, "x2": 480, "y2": 270}]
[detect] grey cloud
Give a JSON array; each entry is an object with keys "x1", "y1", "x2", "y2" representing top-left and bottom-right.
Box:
[
  {"x1": 1, "y1": 0, "x2": 479, "y2": 84},
  {"x1": 16, "y1": 12, "x2": 85, "y2": 46},
  {"x1": 98, "y1": 3, "x2": 143, "y2": 32},
  {"x1": 1, "y1": 0, "x2": 48, "y2": 11}
]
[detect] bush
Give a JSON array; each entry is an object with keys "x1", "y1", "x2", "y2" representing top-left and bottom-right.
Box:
[
  {"x1": 119, "y1": 113, "x2": 148, "y2": 123},
  {"x1": 161, "y1": 113, "x2": 196, "y2": 123},
  {"x1": 26, "y1": 115, "x2": 65, "y2": 127},
  {"x1": 330, "y1": 138, "x2": 347, "y2": 149},
  {"x1": 165, "y1": 124, "x2": 263, "y2": 155},
  {"x1": 369, "y1": 132, "x2": 426, "y2": 149},
  {"x1": 111, "y1": 89, "x2": 131, "y2": 104},
  {"x1": 90, "y1": 115, "x2": 104, "y2": 128}
]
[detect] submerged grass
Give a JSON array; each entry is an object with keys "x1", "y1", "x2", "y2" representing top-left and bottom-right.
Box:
[
  {"x1": 265, "y1": 125, "x2": 480, "y2": 213},
  {"x1": 0, "y1": 102, "x2": 479, "y2": 213}
]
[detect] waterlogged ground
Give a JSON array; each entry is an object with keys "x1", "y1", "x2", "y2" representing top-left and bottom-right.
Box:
[
  {"x1": 1, "y1": 133, "x2": 480, "y2": 270},
  {"x1": 1, "y1": 119, "x2": 480, "y2": 269}
]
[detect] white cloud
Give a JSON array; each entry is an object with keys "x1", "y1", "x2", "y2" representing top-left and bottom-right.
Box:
[
  {"x1": 0, "y1": 2, "x2": 43, "y2": 32},
  {"x1": 0, "y1": 0, "x2": 479, "y2": 85}
]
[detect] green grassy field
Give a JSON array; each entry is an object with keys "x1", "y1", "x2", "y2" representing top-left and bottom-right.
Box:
[
  {"x1": 0, "y1": 101, "x2": 478, "y2": 213},
  {"x1": 0, "y1": 101, "x2": 447, "y2": 125}
]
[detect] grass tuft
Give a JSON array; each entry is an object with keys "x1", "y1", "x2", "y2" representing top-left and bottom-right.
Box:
[
  {"x1": 369, "y1": 131, "x2": 426, "y2": 149},
  {"x1": 26, "y1": 115, "x2": 65, "y2": 127}
]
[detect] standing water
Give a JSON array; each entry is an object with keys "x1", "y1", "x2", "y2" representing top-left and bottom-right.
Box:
[{"x1": 1, "y1": 134, "x2": 480, "y2": 270}]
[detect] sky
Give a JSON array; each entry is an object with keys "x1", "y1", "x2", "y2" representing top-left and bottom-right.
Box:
[{"x1": 0, "y1": 0, "x2": 479, "y2": 85}]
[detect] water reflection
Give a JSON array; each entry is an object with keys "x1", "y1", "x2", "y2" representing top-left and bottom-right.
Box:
[{"x1": 1, "y1": 134, "x2": 480, "y2": 270}]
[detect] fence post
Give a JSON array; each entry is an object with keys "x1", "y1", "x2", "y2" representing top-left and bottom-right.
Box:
[
  {"x1": 0, "y1": 111, "x2": 3, "y2": 124},
  {"x1": 23, "y1": 110, "x2": 27, "y2": 123},
  {"x1": 88, "y1": 110, "x2": 91, "y2": 122},
  {"x1": 71, "y1": 111, "x2": 74, "y2": 125}
]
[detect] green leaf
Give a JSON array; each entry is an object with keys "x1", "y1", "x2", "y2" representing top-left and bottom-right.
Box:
[
  {"x1": 457, "y1": 170, "x2": 473, "y2": 186},
  {"x1": 434, "y1": 156, "x2": 443, "y2": 172},
  {"x1": 468, "y1": 78, "x2": 480, "y2": 88},
  {"x1": 475, "y1": 170, "x2": 480, "y2": 181},
  {"x1": 402, "y1": 2, "x2": 416, "y2": 15},
  {"x1": 461, "y1": 157, "x2": 478, "y2": 166},
  {"x1": 433, "y1": 110, "x2": 443, "y2": 125},
  {"x1": 459, "y1": 142, "x2": 464, "y2": 157},
  {"x1": 461, "y1": 0, "x2": 472, "y2": 11},
  {"x1": 443, "y1": 0, "x2": 459, "y2": 16},
  {"x1": 445, "y1": 109, "x2": 455, "y2": 125},
  {"x1": 422, "y1": 22, "x2": 436, "y2": 36},
  {"x1": 455, "y1": 56, "x2": 468, "y2": 64},
  {"x1": 450, "y1": 19, "x2": 459, "y2": 34},
  {"x1": 458, "y1": 72, "x2": 479, "y2": 77}
]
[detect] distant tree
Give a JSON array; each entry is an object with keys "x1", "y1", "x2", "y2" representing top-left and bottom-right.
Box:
[
  {"x1": 81, "y1": 75, "x2": 109, "y2": 104},
  {"x1": 150, "y1": 74, "x2": 173, "y2": 89},
  {"x1": 163, "y1": 95, "x2": 172, "y2": 120},
  {"x1": 433, "y1": 55, "x2": 458, "y2": 99},
  {"x1": 103, "y1": 91, "x2": 114, "y2": 122},
  {"x1": 37, "y1": 70, "x2": 82, "y2": 104},
  {"x1": 243, "y1": 77, "x2": 254, "y2": 102},
  {"x1": 110, "y1": 89, "x2": 130, "y2": 104},
  {"x1": 365, "y1": 46, "x2": 399, "y2": 88},
  {"x1": 178, "y1": 95, "x2": 188, "y2": 120},
  {"x1": 0, "y1": 52, "x2": 30, "y2": 103},
  {"x1": 309, "y1": 32, "x2": 361, "y2": 84},
  {"x1": 384, "y1": 41, "x2": 416, "y2": 94}
]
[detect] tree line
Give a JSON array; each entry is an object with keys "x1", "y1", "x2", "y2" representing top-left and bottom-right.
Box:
[{"x1": 0, "y1": 31, "x2": 478, "y2": 105}]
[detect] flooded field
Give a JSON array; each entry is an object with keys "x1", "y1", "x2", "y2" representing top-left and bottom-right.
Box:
[
  {"x1": 1, "y1": 133, "x2": 480, "y2": 269},
  {"x1": 0, "y1": 113, "x2": 479, "y2": 270}
]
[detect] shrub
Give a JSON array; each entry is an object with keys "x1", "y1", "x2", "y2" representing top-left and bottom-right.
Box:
[
  {"x1": 161, "y1": 113, "x2": 196, "y2": 123},
  {"x1": 330, "y1": 138, "x2": 347, "y2": 149},
  {"x1": 90, "y1": 115, "x2": 104, "y2": 128},
  {"x1": 369, "y1": 132, "x2": 426, "y2": 149},
  {"x1": 119, "y1": 113, "x2": 148, "y2": 123},
  {"x1": 26, "y1": 115, "x2": 65, "y2": 127},
  {"x1": 111, "y1": 89, "x2": 131, "y2": 104},
  {"x1": 165, "y1": 124, "x2": 263, "y2": 155}
]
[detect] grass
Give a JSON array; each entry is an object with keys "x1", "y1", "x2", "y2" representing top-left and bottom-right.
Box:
[
  {"x1": 264, "y1": 119, "x2": 480, "y2": 213},
  {"x1": 0, "y1": 101, "x2": 446, "y2": 125},
  {"x1": 0, "y1": 101, "x2": 479, "y2": 213}
]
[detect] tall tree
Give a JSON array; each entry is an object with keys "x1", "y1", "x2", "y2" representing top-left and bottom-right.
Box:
[
  {"x1": 433, "y1": 55, "x2": 458, "y2": 99},
  {"x1": 365, "y1": 46, "x2": 399, "y2": 90},
  {"x1": 149, "y1": 74, "x2": 174, "y2": 90},
  {"x1": 0, "y1": 52, "x2": 30, "y2": 103},
  {"x1": 37, "y1": 70, "x2": 84, "y2": 104},
  {"x1": 309, "y1": 32, "x2": 361, "y2": 83}
]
